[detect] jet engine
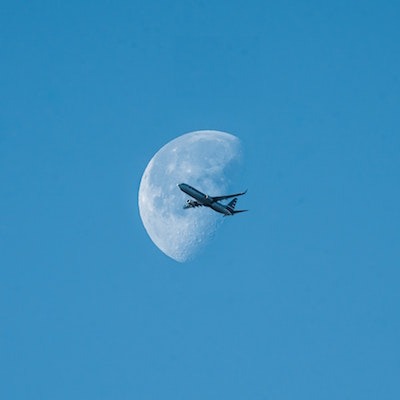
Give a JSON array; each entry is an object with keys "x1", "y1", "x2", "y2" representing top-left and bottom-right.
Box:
[{"x1": 184, "y1": 199, "x2": 199, "y2": 209}]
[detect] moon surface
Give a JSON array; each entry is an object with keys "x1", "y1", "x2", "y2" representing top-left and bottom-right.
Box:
[{"x1": 138, "y1": 130, "x2": 243, "y2": 262}]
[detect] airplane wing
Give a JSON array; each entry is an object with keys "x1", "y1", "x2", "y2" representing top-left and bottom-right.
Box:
[{"x1": 213, "y1": 190, "x2": 247, "y2": 202}]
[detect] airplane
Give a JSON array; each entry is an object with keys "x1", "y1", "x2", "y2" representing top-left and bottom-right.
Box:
[{"x1": 178, "y1": 183, "x2": 248, "y2": 216}]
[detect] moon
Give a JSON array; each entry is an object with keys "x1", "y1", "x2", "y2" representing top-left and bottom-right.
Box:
[{"x1": 138, "y1": 130, "x2": 243, "y2": 262}]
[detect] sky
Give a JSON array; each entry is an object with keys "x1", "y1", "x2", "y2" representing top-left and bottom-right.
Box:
[{"x1": 1, "y1": 1, "x2": 399, "y2": 399}]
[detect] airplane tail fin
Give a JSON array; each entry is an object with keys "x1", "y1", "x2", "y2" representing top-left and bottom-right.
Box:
[
  {"x1": 226, "y1": 198, "x2": 248, "y2": 215},
  {"x1": 226, "y1": 198, "x2": 238, "y2": 213}
]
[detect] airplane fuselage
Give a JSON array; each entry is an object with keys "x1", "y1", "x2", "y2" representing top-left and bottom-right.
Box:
[{"x1": 178, "y1": 183, "x2": 237, "y2": 216}]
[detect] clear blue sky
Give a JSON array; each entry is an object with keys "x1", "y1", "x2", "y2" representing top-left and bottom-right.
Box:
[{"x1": 1, "y1": 1, "x2": 399, "y2": 399}]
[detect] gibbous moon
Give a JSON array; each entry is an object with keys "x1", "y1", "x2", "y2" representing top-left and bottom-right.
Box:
[{"x1": 138, "y1": 130, "x2": 243, "y2": 262}]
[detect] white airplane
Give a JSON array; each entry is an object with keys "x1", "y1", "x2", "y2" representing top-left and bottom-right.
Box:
[{"x1": 178, "y1": 183, "x2": 247, "y2": 216}]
